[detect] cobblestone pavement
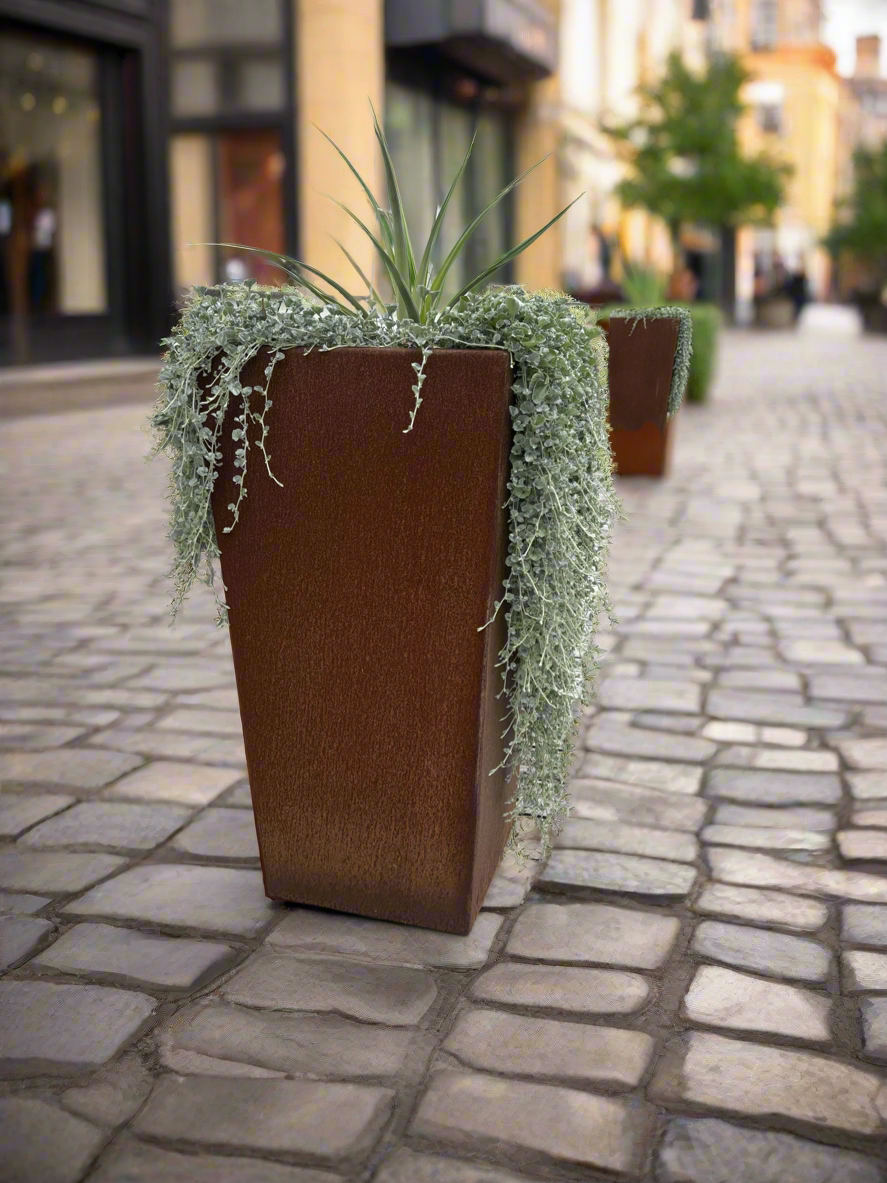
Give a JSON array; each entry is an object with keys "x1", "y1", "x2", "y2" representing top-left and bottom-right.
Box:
[{"x1": 2, "y1": 327, "x2": 887, "y2": 1182}]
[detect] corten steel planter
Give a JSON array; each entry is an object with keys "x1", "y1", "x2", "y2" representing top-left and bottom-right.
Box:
[
  {"x1": 603, "y1": 315, "x2": 681, "y2": 478},
  {"x1": 211, "y1": 347, "x2": 515, "y2": 935}
]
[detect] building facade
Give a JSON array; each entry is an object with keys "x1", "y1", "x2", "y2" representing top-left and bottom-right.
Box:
[{"x1": 1, "y1": 0, "x2": 564, "y2": 367}]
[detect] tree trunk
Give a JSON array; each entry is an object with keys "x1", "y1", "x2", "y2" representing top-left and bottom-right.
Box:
[{"x1": 719, "y1": 224, "x2": 737, "y2": 323}]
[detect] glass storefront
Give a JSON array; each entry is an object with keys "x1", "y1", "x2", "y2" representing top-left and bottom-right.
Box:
[
  {"x1": 385, "y1": 72, "x2": 514, "y2": 300},
  {"x1": 0, "y1": 28, "x2": 107, "y2": 361},
  {"x1": 168, "y1": 0, "x2": 292, "y2": 294}
]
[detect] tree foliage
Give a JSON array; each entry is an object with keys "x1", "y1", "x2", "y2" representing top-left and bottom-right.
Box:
[
  {"x1": 826, "y1": 141, "x2": 887, "y2": 279},
  {"x1": 604, "y1": 52, "x2": 791, "y2": 239}
]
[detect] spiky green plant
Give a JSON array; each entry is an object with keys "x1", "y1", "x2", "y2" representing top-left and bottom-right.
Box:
[
  {"x1": 213, "y1": 107, "x2": 580, "y2": 327},
  {"x1": 620, "y1": 262, "x2": 667, "y2": 308}
]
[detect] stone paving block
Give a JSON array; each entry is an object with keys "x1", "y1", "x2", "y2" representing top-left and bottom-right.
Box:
[
  {"x1": 0, "y1": 889, "x2": 49, "y2": 913},
  {"x1": 178, "y1": 688, "x2": 241, "y2": 709},
  {"x1": 657, "y1": 1116, "x2": 885, "y2": 1183},
  {"x1": 843, "y1": 951, "x2": 887, "y2": 992},
  {"x1": 223, "y1": 950, "x2": 437, "y2": 1024},
  {"x1": 60, "y1": 1052, "x2": 153, "y2": 1128},
  {"x1": 708, "y1": 847, "x2": 887, "y2": 903},
  {"x1": 713, "y1": 747, "x2": 840, "y2": 773},
  {"x1": 170, "y1": 806, "x2": 260, "y2": 860},
  {"x1": 691, "y1": 920, "x2": 831, "y2": 982},
  {"x1": 375, "y1": 1148, "x2": 531, "y2": 1183},
  {"x1": 584, "y1": 721, "x2": 717, "y2": 763},
  {"x1": 837, "y1": 739, "x2": 887, "y2": 770},
  {"x1": 843, "y1": 903, "x2": 887, "y2": 947},
  {"x1": 162, "y1": 1002, "x2": 419, "y2": 1079},
  {"x1": 31, "y1": 921, "x2": 237, "y2": 990},
  {"x1": 570, "y1": 779, "x2": 710, "y2": 832},
  {"x1": 706, "y1": 690, "x2": 848, "y2": 729},
  {"x1": 554, "y1": 818, "x2": 698, "y2": 862},
  {"x1": 781, "y1": 639, "x2": 865, "y2": 665},
  {"x1": 693, "y1": 884, "x2": 828, "y2": 931},
  {"x1": 21, "y1": 799, "x2": 191, "y2": 851},
  {"x1": 481, "y1": 851, "x2": 539, "y2": 908},
  {"x1": 810, "y1": 675, "x2": 887, "y2": 703},
  {"x1": 103, "y1": 759, "x2": 242, "y2": 804},
  {"x1": 540, "y1": 849, "x2": 697, "y2": 899},
  {"x1": 650, "y1": 1031, "x2": 887, "y2": 1135},
  {"x1": 507, "y1": 901, "x2": 680, "y2": 969},
  {"x1": 861, "y1": 997, "x2": 887, "y2": 1063},
  {"x1": 0, "y1": 912, "x2": 53, "y2": 968},
  {"x1": 683, "y1": 964, "x2": 831, "y2": 1042},
  {"x1": 443, "y1": 1007, "x2": 654, "y2": 1089},
  {"x1": 705, "y1": 768, "x2": 842, "y2": 806},
  {"x1": 0, "y1": 722, "x2": 89, "y2": 748},
  {"x1": 855, "y1": 808, "x2": 887, "y2": 827},
  {"x1": 268, "y1": 908, "x2": 502, "y2": 968},
  {"x1": 0, "y1": 849, "x2": 125, "y2": 894},
  {"x1": 412, "y1": 1070, "x2": 650, "y2": 1176},
  {"x1": 633, "y1": 711, "x2": 706, "y2": 732},
  {"x1": 702, "y1": 720, "x2": 758, "y2": 743},
  {"x1": 849, "y1": 773, "x2": 887, "y2": 800},
  {"x1": 91, "y1": 1139, "x2": 341, "y2": 1183},
  {"x1": 713, "y1": 803, "x2": 836, "y2": 831},
  {"x1": 761, "y1": 726, "x2": 808, "y2": 747},
  {"x1": 0, "y1": 748, "x2": 143, "y2": 790},
  {"x1": 0, "y1": 790, "x2": 74, "y2": 836},
  {"x1": 469, "y1": 962, "x2": 650, "y2": 1014},
  {"x1": 718, "y1": 668, "x2": 804, "y2": 690},
  {"x1": 0, "y1": 980, "x2": 155, "y2": 1077},
  {"x1": 578, "y1": 752, "x2": 703, "y2": 795},
  {"x1": 701, "y1": 823, "x2": 831, "y2": 852},
  {"x1": 92, "y1": 727, "x2": 247, "y2": 765},
  {"x1": 839, "y1": 830, "x2": 887, "y2": 862},
  {"x1": 64, "y1": 864, "x2": 279, "y2": 937},
  {"x1": 124, "y1": 664, "x2": 236, "y2": 692},
  {"x1": 598, "y1": 677, "x2": 702, "y2": 714},
  {"x1": 133, "y1": 1075, "x2": 393, "y2": 1162},
  {"x1": 0, "y1": 1097, "x2": 106, "y2": 1183},
  {"x1": 158, "y1": 708, "x2": 243, "y2": 735}
]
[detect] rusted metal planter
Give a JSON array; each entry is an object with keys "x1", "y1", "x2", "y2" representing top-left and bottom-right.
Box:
[
  {"x1": 603, "y1": 315, "x2": 681, "y2": 478},
  {"x1": 211, "y1": 347, "x2": 514, "y2": 934}
]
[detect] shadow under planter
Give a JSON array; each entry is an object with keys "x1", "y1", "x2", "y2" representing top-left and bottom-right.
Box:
[
  {"x1": 212, "y1": 348, "x2": 514, "y2": 935},
  {"x1": 604, "y1": 315, "x2": 680, "y2": 478}
]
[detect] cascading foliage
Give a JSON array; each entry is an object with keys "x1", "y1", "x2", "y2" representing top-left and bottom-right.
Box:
[{"x1": 150, "y1": 283, "x2": 620, "y2": 853}]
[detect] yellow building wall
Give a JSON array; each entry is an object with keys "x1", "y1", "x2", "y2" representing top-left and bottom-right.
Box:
[{"x1": 295, "y1": 0, "x2": 385, "y2": 290}]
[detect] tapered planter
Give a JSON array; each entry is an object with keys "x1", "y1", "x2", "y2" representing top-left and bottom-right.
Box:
[
  {"x1": 211, "y1": 347, "x2": 514, "y2": 934},
  {"x1": 604, "y1": 314, "x2": 681, "y2": 478}
]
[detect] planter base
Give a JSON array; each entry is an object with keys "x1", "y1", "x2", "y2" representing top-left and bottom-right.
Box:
[
  {"x1": 212, "y1": 347, "x2": 514, "y2": 934},
  {"x1": 610, "y1": 419, "x2": 673, "y2": 477}
]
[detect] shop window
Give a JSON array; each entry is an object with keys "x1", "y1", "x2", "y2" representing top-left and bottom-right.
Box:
[
  {"x1": 0, "y1": 28, "x2": 107, "y2": 349},
  {"x1": 384, "y1": 79, "x2": 513, "y2": 300},
  {"x1": 167, "y1": 0, "x2": 292, "y2": 292},
  {"x1": 757, "y1": 103, "x2": 782, "y2": 134},
  {"x1": 751, "y1": 0, "x2": 778, "y2": 50}
]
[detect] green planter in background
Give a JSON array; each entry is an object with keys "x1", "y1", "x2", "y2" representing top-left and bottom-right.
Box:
[{"x1": 681, "y1": 303, "x2": 721, "y2": 404}]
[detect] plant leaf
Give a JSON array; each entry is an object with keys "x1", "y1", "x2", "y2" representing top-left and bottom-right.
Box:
[
  {"x1": 330, "y1": 200, "x2": 421, "y2": 322},
  {"x1": 432, "y1": 155, "x2": 551, "y2": 295},
  {"x1": 333, "y1": 238, "x2": 387, "y2": 311},
  {"x1": 314, "y1": 125, "x2": 394, "y2": 252},
  {"x1": 444, "y1": 194, "x2": 585, "y2": 307},
  {"x1": 417, "y1": 131, "x2": 477, "y2": 293},
  {"x1": 371, "y1": 104, "x2": 417, "y2": 286},
  {"x1": 204, "y1": 243, "x2": 359, "y2": 312}
]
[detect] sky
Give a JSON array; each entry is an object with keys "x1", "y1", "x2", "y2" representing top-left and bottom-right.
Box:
[{"x1": 822, "y1": 0, "x2": 887, "y2": 75}]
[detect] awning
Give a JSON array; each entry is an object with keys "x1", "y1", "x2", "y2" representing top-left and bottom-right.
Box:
[{"x1": 385, "y1": 0, "x2": 557, "y2": 82}]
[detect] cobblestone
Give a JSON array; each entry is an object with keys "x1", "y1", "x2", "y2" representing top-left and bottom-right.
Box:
[
  {"x1": 133, "y1": 1075, "x2": 393, "y2": 1162},
  {"x1": 31, "y1": 922, "x2": 237, "y2": 990},
  {"x1": 4, "y1": 332, "x2": 887, "y2": 1178}
]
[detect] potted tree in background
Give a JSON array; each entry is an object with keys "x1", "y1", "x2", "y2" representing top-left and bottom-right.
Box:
[
  {"x1": 826, "y1": 141, "x2": 887, "y2": 334},
  {"x1": 602, "y1": 51, "x2": 790, "y2": 325},
  {"x1": 150, "y1": 114, "x2": 629, "y2": 935}
]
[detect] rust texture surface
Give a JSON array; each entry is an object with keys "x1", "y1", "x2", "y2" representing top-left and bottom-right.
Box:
[{"x1": 212, "y1": 347, "x2": 514, "y2": 933}]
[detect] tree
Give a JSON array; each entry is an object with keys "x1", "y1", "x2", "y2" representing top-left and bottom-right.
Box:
[
  {"x1": 603, "y1": 51, "x2": 791, "y2": 304},
  {"x1": 826, "y1": 142, "x2": 887, "y2": 287}
]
